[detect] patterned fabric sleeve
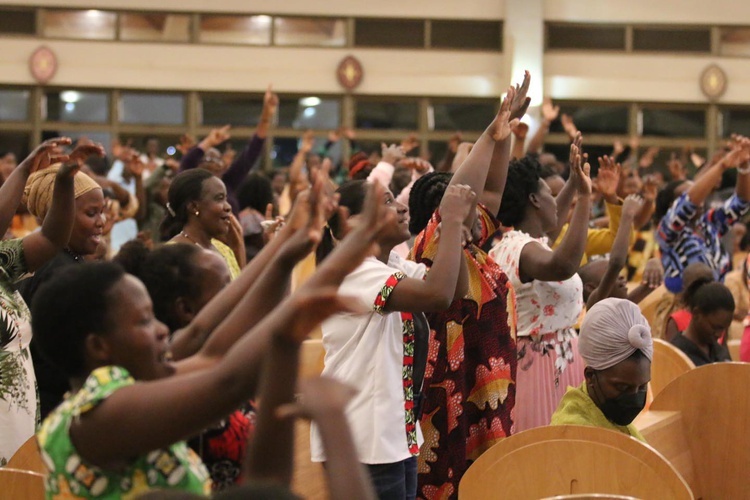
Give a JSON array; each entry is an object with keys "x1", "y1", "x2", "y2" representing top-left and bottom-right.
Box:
[
  {"x1": 706, "y1": 193, "x2": 750, "y2": 238},
  {"x1": 476, "y1": 203, "x2": 500, "y2": 247},
  {"x1": 70, "y1": 366, "x2": 135, "y2": 417},
  {"x1": 657, "y1": 193, "x2": 698, "y2": 245},
  {"x1": 0, "y1": 238, "x2": 28, "y2": 284}
]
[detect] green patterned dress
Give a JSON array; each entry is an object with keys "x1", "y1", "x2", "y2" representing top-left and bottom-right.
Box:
[
  {"x1": 0, "y1": 238, "x2": 38, "y2": 466},
  {"x1": 38, "y1": 365, "x2": 212, "y2": 498}
]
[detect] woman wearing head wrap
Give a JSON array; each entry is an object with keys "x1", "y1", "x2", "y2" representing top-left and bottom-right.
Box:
[
  {"x1": 0, "y1": 138, "x2": 103, "y2": 465},
  {"x1": 17, "y1": 153, "x2": 107, "y2": 419},
  {"x1": 551, "y1": 298, "x2": 653, "y2": 442}
]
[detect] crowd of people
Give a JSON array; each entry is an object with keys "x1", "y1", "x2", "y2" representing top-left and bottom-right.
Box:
[{"x1": 2, "y1": 70, "x2": 750, "y2": 500}]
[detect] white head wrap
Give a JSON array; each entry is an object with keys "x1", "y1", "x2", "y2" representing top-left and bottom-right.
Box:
[{"x1": 578, "y1": 298, "x2": 653, "y2": 371}]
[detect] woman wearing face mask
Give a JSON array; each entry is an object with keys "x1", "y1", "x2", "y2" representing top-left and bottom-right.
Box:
[{"x1": 551, "y1": 298, "x2": 652, "y2": 441}]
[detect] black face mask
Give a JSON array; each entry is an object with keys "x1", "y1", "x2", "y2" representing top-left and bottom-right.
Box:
[{"x1": 593, "y1": 374, "x2": 647, "y2": 426}]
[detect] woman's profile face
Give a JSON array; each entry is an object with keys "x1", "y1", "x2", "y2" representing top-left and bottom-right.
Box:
[
  {"x1": 691, "y1": 308, "x2": 733, "y2": 345},
  {"x1": 586, "y1": 355, "x2": 651, "y2": 403},
  {"x1": 192, "y1": 177, "x2": 232, "y2": 238},
  {"x1": 97, "y1": 275, "x2": 174, "y2": 381}
]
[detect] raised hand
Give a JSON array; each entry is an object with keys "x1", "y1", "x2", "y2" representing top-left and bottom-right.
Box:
[
  {"x1": 512, "y1": 122, "x2": 529, "y2": 141},
  {"x1": 569, "y1": 141, "x2": 591, "y2": 195},
  {"x1": 542, "y1": 97, "x2": 560, "y2": 124},
  {"x1": 18, "y1": 137, "x2": 72, "y2": 174},
  {"x1": 622, "y1": 194, "x2": 644, "y2": 220},
  {"x1": 263, "y1": 84, "x2": 279, "y2": 116},
  {"x1": 439, "y1": 184, "x2": 477, "y2": 225},
  {"x1": 489, "y1": 87, "x2": 521, "y2": 142},
  {"x1": 59, "y1": 142, "x2": 106, "y2": 178},
  {"x1": 509, "y1": 70, "x2": 531, "y2": 120},
  {"x1": 204, "y1": 125, "x2": 232, "y2": 149},
  {"x1": 222, "y1": 143, "x2": 237, "y2": 166},
  {"x1": 328, "y1": 129, "x2": 341, "y2": 143},
  {"x1": 448, "y1": 132, "x2": 463, "y2": 153},
  {"x1": 381, "y1": 143, "x2": 406, "y2": 165},
  {"x1": 299, "y1": 130, "x2": 315, "y2": 154},
  {"x1": 400, "y1": 134, "x2": 420, "y2": 154},
  {"x1": 124, "y1": 153, "x2": 145, "y2": 178},
  {"x1": 641, "y1": 257, "x2": 664, "y2": 289},
  {"x1": 399, "y1": 157, "x2": 432, "y2": 174},
  {"x1": 595, "y1": 155, "x2": 622, "y2": 201},
  {"x1": 641, "y1": 174, "x2": 659, "y2": 202},
  {"x1": 667, "y1": 153, "x2": 686, "y2": 180}
]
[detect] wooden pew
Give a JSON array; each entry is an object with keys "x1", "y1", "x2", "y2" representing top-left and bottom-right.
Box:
[
  {"x1": 458, "y1": 425, "x2": 692, "y2": 500},
  {"x1": 637, "y1": 363, "x2": 750, "y2": 499},
  {"x1": 650, "y1": 339, "x2": 695, "y2": 398},
  {"x1": 0, "y1": 468, "x2": 45, "y2": 500},
  {"x1": 6, "y1": 436, "x2": 45, "y2": 475}
]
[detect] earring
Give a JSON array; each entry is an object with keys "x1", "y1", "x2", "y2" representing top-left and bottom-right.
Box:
[{"x1": 194, "y1": 211, "x2": 200, "y2": 216}]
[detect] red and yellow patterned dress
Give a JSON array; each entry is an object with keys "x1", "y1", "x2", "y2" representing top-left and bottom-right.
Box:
[{"x1": 411, "y1": 205, "x2": 517, "y2": 500}]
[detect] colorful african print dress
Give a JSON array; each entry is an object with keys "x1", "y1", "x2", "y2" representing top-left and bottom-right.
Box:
[
  {"x1": 0, "y1": 238, "x2": 38, "y2": 466},
  {"x1": 411, "y1": 205, "x2": 517, "y2": 500},
  {"x1": 38, "y1": 366, "x2": 211, "y2": 498}
]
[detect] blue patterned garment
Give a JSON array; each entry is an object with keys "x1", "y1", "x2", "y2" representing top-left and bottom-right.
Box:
[{"x1": 657, "y1": 192, "x2": 750, "y2": 293}]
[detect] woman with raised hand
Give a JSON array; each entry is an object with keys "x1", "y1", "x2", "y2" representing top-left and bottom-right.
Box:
[
  {"x1": 491, "y1": 138, "x2": 591, "y2": 432},
  {"x1": 0, "y1": 137, "x2": 102, "y2": 465},
  {"x1": 162, "y1": 169, "x2": 241, "y2": 279},
  {"x1": 31, "y1": 177, "x2": 393, "y2": 498},
  {"x1": 313, "y1": 170, "x2": 475, "y2": 499},
  {"x1": 407, "y1": 77, "x2": 528, "y2": 499}
]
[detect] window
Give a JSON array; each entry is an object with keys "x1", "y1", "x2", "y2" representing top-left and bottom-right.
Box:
[
  {"x1": 274, "y1": 17, "x2": 345, "y2": 47},
  {"x1": 120, "y1": 93, "x2": 185, "y2": 125},
  {"x1": 640, "y1": 107, "x2": 706, "y2": 137},
  {"x1": 547, "y1": 23, "x2": 625, "y2": 51},
  {"x1": 278, "y1": 97, "x2": 341, "y2": 130},
  {"x1": 720, "y1": 108, "x2": 750, "y2": 138},
  {"x1": 632, "y1": 27, "x2": 711, "y2": 53},
  {"x1": 550, "y1": 103, "x2": 629, "y2": 135},
  {"x1": 0, "y1": 8, "x2": 36, "y2": 35},
  {"x1": 119, "y1": 13, "x2": 191, "y2": 42},
  {"x1": 0, "y1": 90, "x2": 29, "y2": 121},
  {"x1": 431, "y1": 20, "x2": 502, "y2": 51},
  {"x1": 43, "y1": 130, "x2": 112, "y2": 154},
  {"x1": 44, "y1": 90, "x2": 109, "y2": 123},
  {"x1": 0, "y1": 132, "x2": 31, "y2": 160},
  {"x1": 355, "y1": 18, "x2": 424, "y2": 48},
  {"x1": 42, "y1": 9, "x2": 116, "y2": 40},
  {"x1": 199, "y1": 15, "x2": 271, "y2": 45},
  {"x1": 429, "y1": 101, "x2": 497, "y2": 131},
  {"x1": 201, "y1": 95, "x2": 264, "y2": 127},
  {"x1": 719, "y1": 27, "x2": 750, "y2": 57},
  {"x1": 356, "y1": 99, "x2": 419, "y2": 130}
]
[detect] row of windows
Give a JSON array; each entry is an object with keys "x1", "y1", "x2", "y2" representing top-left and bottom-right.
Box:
[
  {"x1": 546, "y1": 22, "x2": 750, "y2": 56},
  {"x1": 0, "y1": 7, "x2": 502, "y2": 51},
  {"x1": 0, "y1": 88, "x2": 499, "y2": 132}
]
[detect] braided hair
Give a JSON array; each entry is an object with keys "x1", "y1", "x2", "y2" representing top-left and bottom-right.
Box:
[
  {"x1": 408, "y1": 172, "x2": 453, "y2": 235},
  {"x1": 496, "y1": 155, "x2": 542, "y2": 228}
]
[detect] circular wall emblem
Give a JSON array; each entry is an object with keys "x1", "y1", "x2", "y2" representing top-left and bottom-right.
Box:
[
  {"x1": 337, "y1": 55, "x2": 364, "y2": 91},
  {"x1": 700, "y1": 64, "x2": 727, "y2": 101},
  {"x1": 29, "y1": 46, "x2": 58, "y2": 84}
]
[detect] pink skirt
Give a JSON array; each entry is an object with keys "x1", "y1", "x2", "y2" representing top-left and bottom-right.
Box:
[{"x1": 514, "y1": 330, "x2": 585, "y2": 433}]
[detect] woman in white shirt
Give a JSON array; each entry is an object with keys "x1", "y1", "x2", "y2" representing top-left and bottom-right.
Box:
[{"x1": 313, "y1": 180, "x2": 475, "y2": 499}]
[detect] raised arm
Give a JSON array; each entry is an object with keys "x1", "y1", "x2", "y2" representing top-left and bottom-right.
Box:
[
  {"x1": 526, "y1": 98, "x2": 560, "y2": 155},
  {"x1": 23, "y1": 143, "x2": 105, "y2": 272},
  {"x1": 0, "y1": 138, "x2": 70, "y2": 236},
  {"x1": 180, "y1": 125, "x2": 231, "y2": 172},
  {"x1": 688, "y1": 146, "x2": 748, "y2": 206},
  {"x1": 547, "y1": 132, "x2": 582, "y2": 242},
  {"x1": 520, "y1": 143, "x2": 592, "y2": 282},
  {"x1": 586, "y1": 195, "x2": 642, "y2": 309}
]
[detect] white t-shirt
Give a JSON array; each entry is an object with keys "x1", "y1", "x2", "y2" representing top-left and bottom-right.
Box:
[{"x1": 310, "y1": 251, "x2": 426, "y2": 464}]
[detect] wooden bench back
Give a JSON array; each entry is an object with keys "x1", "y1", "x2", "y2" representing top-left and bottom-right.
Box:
[
  {"x1": 648, "y1": 363, "x2": 750, "y2": 499},
  {"x1": 650, "y1": 339, "x2": 695, "y2": 398},
  {"x1": 0, "y1": 468, "x2": 45, "y2": 500},
  {"x1": 6, "y1": 436, "x2": 46, "y2": 475},
  {"x1": 458, "y1": 425, "x2": 692, "y2": 500}
]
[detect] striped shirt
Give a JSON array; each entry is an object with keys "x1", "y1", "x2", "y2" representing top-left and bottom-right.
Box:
[{"x1": 657, "y1": 192, "x2": 750, "y2": 293}]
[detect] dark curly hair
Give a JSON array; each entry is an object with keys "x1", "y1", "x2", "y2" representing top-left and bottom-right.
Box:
[
  {"x1": 496, "y1": 155, "x2": 542, "y2": 228},
  {"x1": 31, "y1": 263, "x2": 124, "y2": 378},
  {"x1": 408, "y1": 172, "x2": 453, "y2": 235},
  {"x1": 114, "y1": 240, "x2": 204, "y2": 332},
  {"x1": 316, "y1": 180, "x2": 368, "y2": 265},
  {"x1": 237, "y1": 172, "x2": 274, "y2": 214},
  {"x1": 160, "y1": 168, "x2": 215, "y2": 240}
]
